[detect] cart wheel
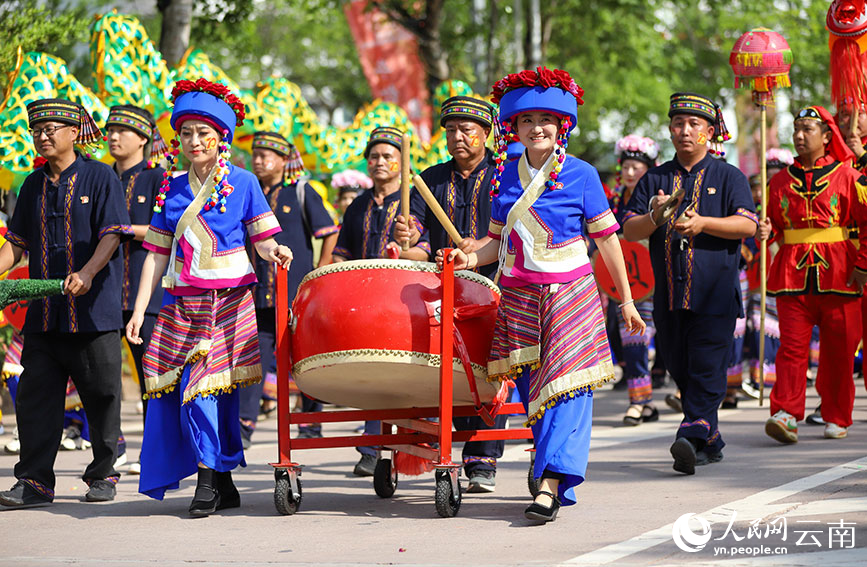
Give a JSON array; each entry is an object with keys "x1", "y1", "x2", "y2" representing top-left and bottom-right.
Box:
[
  {"x1": 373, "y1": 458, "x2": 398, "y2": 498},
  {"x1": 527, "y1": 461, "x2": 540, "y2": 497},
  {"x1": 434, "y1": 470, "x2": 461, "y2": 518},
  {"x1": 274, "y1": 472, "x2": 302, "y2": 515}
]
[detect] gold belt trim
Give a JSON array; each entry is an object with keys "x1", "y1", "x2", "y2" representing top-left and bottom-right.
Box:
[{"x1": 783, "y1": 227, "x2": 848, "y2": 244}]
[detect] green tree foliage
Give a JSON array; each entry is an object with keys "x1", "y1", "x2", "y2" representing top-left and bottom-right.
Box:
[
  {"x1": 542, "y1": 0, "x2": 830, "y2": 163},
  {"x1": 0, "y1": 2, "x2": 92, "y2": 95},
  {"x1": 141, "y1": 0, "x2": 372, "y2": 115},
  {"x1": 0, "y1": 0, "x2": 836, "y2": 166}
]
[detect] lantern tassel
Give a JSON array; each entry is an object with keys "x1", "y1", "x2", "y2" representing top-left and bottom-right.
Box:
[{"x1": 831, "y1": 36, "x2": 867, "y2": 110}]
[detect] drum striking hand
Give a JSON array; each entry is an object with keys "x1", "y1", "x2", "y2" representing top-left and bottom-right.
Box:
[{"x1": 393, "y1": 214, "x2": 420, "y2": 248}]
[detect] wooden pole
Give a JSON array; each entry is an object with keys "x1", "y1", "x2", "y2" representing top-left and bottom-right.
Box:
[
  {"x1": 759, "y1": 103, "x2": 768, "y2": 406},
  {"x1": 400, "y1": 133, "x2": 412, "y2": 251},
  {"x1": 412, "y1": 174, "x2": 464, "y2": 244}
]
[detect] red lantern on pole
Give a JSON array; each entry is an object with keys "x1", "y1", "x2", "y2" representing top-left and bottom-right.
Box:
[
  {"x1": 729, "y1": 27, "x2": 793, "y2": 105},
  {"x1": 729, "y1": 26, "x2": 793, "y2": 406}
]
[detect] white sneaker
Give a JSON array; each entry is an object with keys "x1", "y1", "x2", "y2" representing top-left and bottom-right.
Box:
[
  {"x1": 59, "y1": 425, "x2": 91, "y2": 451},
  {"x1": 765, "y1": 410, "x2": 798, "y2": 444},
  {"x1": 4, "y1": 427, "x2": 19, "y2": 454},
  {"x1": 127, "y1": 461, "x2": 141, "y2": 475},
  {"x1": 114, "y1": 452, "x2": 128, "y2": 468},
  {"x1": 824, "y1": 423, "x2": 848, "y2": 439}
]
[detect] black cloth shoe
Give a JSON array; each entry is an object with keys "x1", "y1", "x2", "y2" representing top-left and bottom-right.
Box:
[
  {"x1": 696, "y1": 450, "x2": 723, "y2": 466},
  {"x1": 641, "y1": 405, "x2": 659, "y2": 422},
  {"x1": 670, "y1": 438, "x2": 697, "y2": 475},
  {"x1": 665, "y1": 393, "x2": 683, "y2": 413},
  {"x1": 0, "y1": 480, "x2": 52, "y2": 508},
  {"x1": 189, "y1": 468, "x2": 220, "y2": 517},
  {"x1": 524, "y1": 490, "x2": 561, "y2": 523},
  {"x1": 216, "y1": 471, "x2": 240, "y2": 511},
  {"x1": 353, "y1": 454, "x2": 376, "y2": 477},
  {"x1": 721, "y1": 396, "x2": 738, "y2": 410},
  {"x1": 85, "y1": 479, "x2": 117, "y2": 502}
]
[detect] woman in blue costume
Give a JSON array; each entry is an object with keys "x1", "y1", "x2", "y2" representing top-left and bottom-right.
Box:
[
  {"x1": 440, "y1": 68, "x2": 645, "y2": 523},
  {"x1": 126, "y1": 79, "x2": 292, "y2": 517}
]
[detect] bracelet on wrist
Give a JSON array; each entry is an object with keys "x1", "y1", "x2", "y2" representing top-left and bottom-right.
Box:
[{"x1": 619, "y1": 299, "x2": 634, "y2": 308}]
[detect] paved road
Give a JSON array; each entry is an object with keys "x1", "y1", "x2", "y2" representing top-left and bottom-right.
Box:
[{"x1": 1, "y1": 381, "x2": 865, "y2": 566}]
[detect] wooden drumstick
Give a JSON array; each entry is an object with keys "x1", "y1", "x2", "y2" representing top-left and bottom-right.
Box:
[
  {"x1": 412, "y1": 174, "x2": 464, "y2": 245},
  {"x1": 400, "y1": 133, "x2": 412, "y2": 251}
]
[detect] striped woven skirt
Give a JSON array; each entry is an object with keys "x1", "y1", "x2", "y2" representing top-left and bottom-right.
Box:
[
  {"x1": 488, "y1": 274, "x2": 615, "y2": 506},
  {"x1": 143, "y1": 287, "x2": 262, "y2": 404},
  {"x1": 488, "y1": 273, "x2": 615, "y2": 424}
]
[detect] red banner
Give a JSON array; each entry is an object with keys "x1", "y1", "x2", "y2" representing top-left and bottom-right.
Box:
[{"x1": 344, "y1": 0, "x2": 432, "y2": 141}]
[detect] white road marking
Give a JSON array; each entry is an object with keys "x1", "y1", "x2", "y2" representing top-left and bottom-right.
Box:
[{"x1": 563, "y1": 456, "x2": 867, "y2": 565}]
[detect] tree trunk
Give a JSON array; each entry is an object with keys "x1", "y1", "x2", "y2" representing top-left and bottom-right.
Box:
[
  {"x1": 158, "y1": 0, "x2": 194, "y2": 68},
  {"x1": 524, "y1": 0, "x2": 542, "y2": 68},
  {"x1": 377, "y1": 0, "x2": 449, "y2": 98}
]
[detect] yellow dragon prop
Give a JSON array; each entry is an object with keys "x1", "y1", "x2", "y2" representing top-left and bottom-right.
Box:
[{"x1": 0, "y1": 12, "x2": 483, "y2": 193}]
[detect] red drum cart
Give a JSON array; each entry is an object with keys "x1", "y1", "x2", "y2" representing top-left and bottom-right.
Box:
[{"x1": 270, "y1": 252, "x2": 534, "y2": 517}]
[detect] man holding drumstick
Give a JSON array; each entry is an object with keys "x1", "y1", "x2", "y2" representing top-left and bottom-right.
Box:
[
  {"x1": 333, "y1": 126, "x2": 405, "y2": 476},
  {"x1": 393, "y1": 97, "x2": 506, "y2": 494}
]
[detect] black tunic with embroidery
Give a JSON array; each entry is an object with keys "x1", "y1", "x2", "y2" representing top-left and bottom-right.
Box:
[
  {"x1": 333, "y1": 189, "x2": 401, "y2": 260},
  {"x1": 6, "y1": 154, "x2": 133, "y2": 333},
  {"x1": 117, "y1": 160, "x2": 164, "y2": 314}
]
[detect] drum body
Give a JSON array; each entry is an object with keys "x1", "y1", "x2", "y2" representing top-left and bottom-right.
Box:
[{"x1": 290, "y1": 259, "x2": 500, "y2": 409}]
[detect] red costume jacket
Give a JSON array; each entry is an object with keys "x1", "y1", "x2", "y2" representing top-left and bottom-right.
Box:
[{"x1": 767, "y1": 155, "x2": 867, "y2": 296}]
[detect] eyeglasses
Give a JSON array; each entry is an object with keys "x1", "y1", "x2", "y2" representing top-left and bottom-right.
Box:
[{"x1": 29, "y1": 125, "x2": 71, "y2": 138}]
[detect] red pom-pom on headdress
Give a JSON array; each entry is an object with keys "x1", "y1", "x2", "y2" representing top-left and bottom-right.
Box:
[
  {"x1": 170, "y1": 78, "x2": 246, "y2": 125},
  {"x1": 491, "y1": 66, "x2": 584, "y2": 106}
]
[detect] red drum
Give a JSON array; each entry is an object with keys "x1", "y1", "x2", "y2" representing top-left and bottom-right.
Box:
[{"x1": 290, "y1": 259, "x2": 500, "y2": 409}]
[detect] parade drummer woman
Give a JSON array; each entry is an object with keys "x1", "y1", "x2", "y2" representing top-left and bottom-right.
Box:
[
  {"x1": 125, "y1": 79, "x2": 292, "y2": 517},
  {"x1": 438, "y1": 68, "x2": 645, "y2": 523}
]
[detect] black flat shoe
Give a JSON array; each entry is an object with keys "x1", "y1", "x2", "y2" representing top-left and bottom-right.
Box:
[
  {"x1": 721, "y1": 396, "x2": 738, "y2": 409},
  {"x1": 216, "y1": 471, "x2": 240, "y2": 511},
  {"x1": 524, "y1": 490, "x2": 560, "y2": 523},
  {"x1": 670, "y1": 438, "x2": 697, "y2": 475},
  {"x1": 641, "y1": 405, "x2": 659, "y2": 422},
  {"x1": 190, "y1": 468, "x2": 221, "y2": 517},
  {"x1": 623, "y1": 405, "x2": 643, "y2": 426},
  {"x1": 665, "y1": 393, "x2": 683, "y2": 413}
]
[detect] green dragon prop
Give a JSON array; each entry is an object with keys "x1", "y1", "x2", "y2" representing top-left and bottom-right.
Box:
[{"x1": 0, "y1": 12, "x2": 484, "y2": 192}]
